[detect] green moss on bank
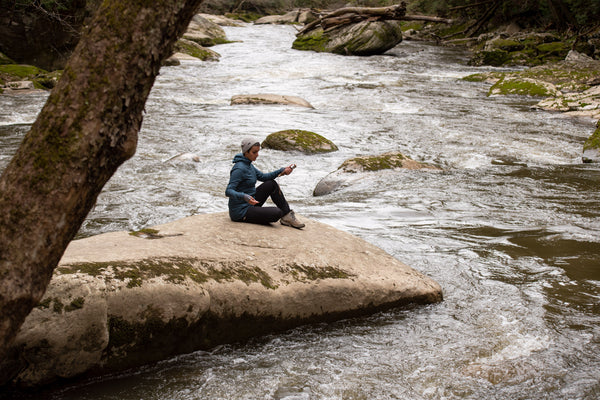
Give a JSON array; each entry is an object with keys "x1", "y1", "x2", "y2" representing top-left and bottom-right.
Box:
[
  {"x1": 489, "y1": 77, "x2": 553, "y2": 97},
  {"x1": 0, "y1": 64, "x2": 62, "y2": 90},
  {"x1": 0, "y1": 64, "x2": 46, "y2": 78}
]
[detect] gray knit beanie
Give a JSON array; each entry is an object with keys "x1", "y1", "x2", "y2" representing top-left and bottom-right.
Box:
[{"x1": 241, "y1": 137, "x2": 260, "y2": 154}]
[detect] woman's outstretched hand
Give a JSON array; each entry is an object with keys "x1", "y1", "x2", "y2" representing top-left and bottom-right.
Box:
[{"x1": 282, "y1": 164, "x2": 296, "y2": 175}]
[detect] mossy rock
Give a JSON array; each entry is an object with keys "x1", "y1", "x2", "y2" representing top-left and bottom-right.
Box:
[
  {"x1": 0, "y1": 64, "x2": 60, "y2": 90},
  {"x1": 482, "y1": 60, "x2": 600, "y2": 97},
  {"x1": 468, "y1": 49, "x2": 511, "y2": 67},
  {"x1": 174, "y1": 39, "x2": 220, "y2": 61},
  {"x1": 293, "y1": 20, "x2": 402, "y2": 56},
  {"x1": 489, "y1": 76, "x2": 556, "y2": 97},
  {"x1": 488, "y1": 38, "x2": 525, "y2": 52},
  {"x1": 224, "y1": 12, "x2": 262, "y2": 22},
  {"x1": 262, "y1": 130, "x2": 338, "y2": 154},
  {"x1": 583, "y1": 121, "x2": 600, "y2": 163},
  {"x1": 0, "y1": 64, "x2": 46, "y2": 78},
  {"x1": 536, "y1": 41, "x2": 569, "y2": 57},
  {"x1": 584, "y1": 121, "x2": 600, "y2": 151},
  {"x1": 339, "y1": 152, "x2": 438, "y2": 173},
  {"x1": 292, "y1": 28, "x2": 329, "y2": 53},
  {"x1": 468, "y1": 32, "x2": 571, "y2": 67},
  {"x1": 462, "y1": 72, "x2": 504, "y2": 83}
]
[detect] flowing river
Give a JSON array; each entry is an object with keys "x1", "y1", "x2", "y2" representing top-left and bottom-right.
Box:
[{"x1": 2, "y1": 23, "x2": 600, "y2": 400}]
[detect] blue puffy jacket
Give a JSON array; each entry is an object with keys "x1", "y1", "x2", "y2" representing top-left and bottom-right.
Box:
[{"x1": 225, "y1": 153, "x2": 284, "y2": 221}]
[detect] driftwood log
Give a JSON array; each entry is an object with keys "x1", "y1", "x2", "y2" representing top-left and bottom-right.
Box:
[{"x1": 296, "y1": 3, "x2": 452, "y2": 36}]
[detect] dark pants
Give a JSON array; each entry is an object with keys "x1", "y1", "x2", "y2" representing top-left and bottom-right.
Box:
[{"x1": 243, "y1": 180, "x2": 291, "y2": 225}]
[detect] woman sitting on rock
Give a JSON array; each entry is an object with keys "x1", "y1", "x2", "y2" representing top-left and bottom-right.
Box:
[{"x1": 226, "y1": 137, "x2": 305, "y2": 229}]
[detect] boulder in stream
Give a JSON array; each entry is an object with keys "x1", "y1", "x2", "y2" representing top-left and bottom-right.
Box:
[
  {"x1": 254, "y1": 9, "x2": 318, "y2": 25},
  {"x1": 3, "y1": 213, "x2": 442, "y2": 387},
  {"x1": 292, "y1": 20, "x2": 403, "y2": 56},
  {"x1": 231, "y1": 94, "x2": 314, "y2": 108},
  {"x1": 262, "y1": 130, "x2": 338, "y2": 154},
  {"x1": 583, "y1": 121, "x2": 600, "y2": 163},
  {"x1": 184, "y1": 14, "x2": 229, "y2": 46},
  {"x1": 314, "y1": 152, "x2": 441, "y2": 196},
  {"x1": 172, "y1": 39, "x2": 221, "y2": 62}
]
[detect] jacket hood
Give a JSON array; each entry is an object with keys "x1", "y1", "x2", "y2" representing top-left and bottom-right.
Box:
[{"x1": 233, "y1": 153, "x2": 250, "y2": 164}]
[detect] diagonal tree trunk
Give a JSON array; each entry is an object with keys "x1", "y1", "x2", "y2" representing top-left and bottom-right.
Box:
[{"x1": 0, "y1": 0, "x2": 204, "y2": 376}]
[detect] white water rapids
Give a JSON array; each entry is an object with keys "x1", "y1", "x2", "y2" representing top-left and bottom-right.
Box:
[{"x1": 1, "y1": 23, "x2": 600, "y2": 400}]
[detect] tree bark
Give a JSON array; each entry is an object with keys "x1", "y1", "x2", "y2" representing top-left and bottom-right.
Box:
[{"x1": 0, "y1": 0, "x2": 204, "y2": 377}]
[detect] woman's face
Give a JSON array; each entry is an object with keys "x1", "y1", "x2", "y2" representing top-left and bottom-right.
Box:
[{"x1": 245, "y1": 145, "x2": 260, "y2": 162}]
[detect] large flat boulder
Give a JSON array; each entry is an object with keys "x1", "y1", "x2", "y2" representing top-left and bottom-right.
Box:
[{"x1": 4, "y1": 213, "x2": 442, "y2": 387}]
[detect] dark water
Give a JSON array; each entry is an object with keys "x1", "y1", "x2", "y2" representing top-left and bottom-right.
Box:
[{"x1": 1, "y1": 23, "x2": 600, "y2": 399}]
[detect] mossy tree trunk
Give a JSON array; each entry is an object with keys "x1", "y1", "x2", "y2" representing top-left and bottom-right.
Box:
[{"x1": 0, "y1": 0, "x2": 203, "y2": 377}]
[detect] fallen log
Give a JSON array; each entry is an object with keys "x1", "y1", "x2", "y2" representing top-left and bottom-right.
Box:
[{"x1": 296, "y1": 3, "x2": 452, "y2": 36}]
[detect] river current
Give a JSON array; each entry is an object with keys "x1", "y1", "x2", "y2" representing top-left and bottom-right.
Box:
[{"x1": 1, "y1": 23, "x2": 600, "y2": 400}]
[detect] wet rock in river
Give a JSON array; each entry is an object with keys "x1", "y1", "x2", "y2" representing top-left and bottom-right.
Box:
[
  {"x1": 173, "y1": 39, "x2": 220, "y2": 62},
  {"x1": 198, "y1": 13, "x2": 245, "y2": 27},
  {"x1": 254, "y1": 9, "x2": 317, "y2": 25},
  {"x1": 231, "y1": 94, "x2": 314, "y2": 108},
  {"x1": 262, "y1": 130, "x2": 338, "y2": 154},
  {"x1": 166, "y1": 152, "x2": 200, "y2": 163},
  {"x1": 583, "y1": 121, "x2": 600, "y2": 163},
  {"x1": 292, "y1": 20, "x2": 403, "y2": 56},
  {"x1": 4, "y1": 213, "x2": 442, "y2": 387},
  {"x1": 184, "y1": 14, "x2": 228, "y2": 47},
  {"x1": 313, "y1": 152, "x2": 441, "y2": 196}
]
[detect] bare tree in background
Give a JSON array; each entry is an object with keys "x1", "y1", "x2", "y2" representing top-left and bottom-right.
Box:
[{"x1": 0, "y1": 0, "x2": 204, "y2": 378}]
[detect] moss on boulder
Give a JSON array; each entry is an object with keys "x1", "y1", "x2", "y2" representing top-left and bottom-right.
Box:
[
  {"x1": 583, "y1": 121, "x2": 600, "y2": 163},
  {"x1": 262, "y1": 130, "x2": 338, "y2": 154},
  {"x1": 293, "y1": 20, "x2": 402, "y2": 56},
  {"x1": 469, "y1": 32, "x2": 571, "y2": 67},
  {"x1": 489, "y1": 76, "x2": 557, "y2": 97},
  {"x1": 466, "y1": 57, "x2": 600, "y2": 118},
  {"x1": 173, "y1": 39, "x2": 220, "y2": 61},
  {"x1": 313, "y1": 152, "x2": 441, "y2": 196},
  {"x1": 339, "y1": 152, "x2": 438, "y2": 173}
]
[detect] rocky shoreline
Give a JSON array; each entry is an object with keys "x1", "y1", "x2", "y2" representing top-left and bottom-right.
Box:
[{"x1": 2, "y1": 213, "x2": 442, "y2": 388}]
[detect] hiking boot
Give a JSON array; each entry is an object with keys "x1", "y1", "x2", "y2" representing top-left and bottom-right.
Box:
[{"x1": 280, "y1": 210, "x2": 305, "y2": 229}]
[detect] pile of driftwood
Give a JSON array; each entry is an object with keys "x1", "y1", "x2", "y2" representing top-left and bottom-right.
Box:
[{"x1": 296, "y1": 3, "x2": 452, "y2": 36}]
